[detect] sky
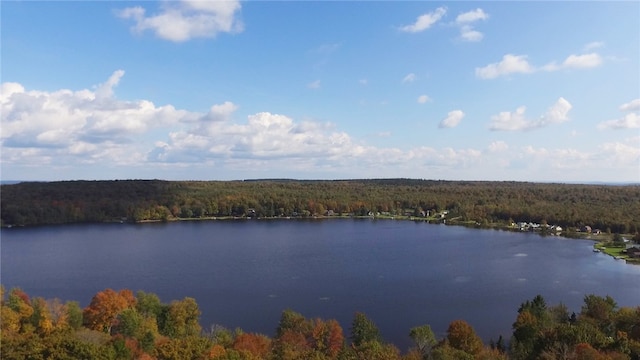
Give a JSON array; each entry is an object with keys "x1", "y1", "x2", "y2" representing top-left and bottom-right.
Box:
[{"x1": 1, "y1": 1, "x2": 639, "y2": 183}]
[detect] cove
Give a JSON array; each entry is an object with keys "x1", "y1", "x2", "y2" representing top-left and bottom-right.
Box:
[{"x1": 2, "y1": 219, "x2": 639, "y2": 350}]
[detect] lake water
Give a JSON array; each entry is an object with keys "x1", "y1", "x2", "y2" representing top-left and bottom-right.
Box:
[{"x1": 2, "y1": 219, "x2": 639, "y2": 350}]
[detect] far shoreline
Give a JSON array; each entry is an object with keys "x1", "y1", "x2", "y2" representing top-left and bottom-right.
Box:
[{"x1": 11, "y1": 213, "x2": 639, "y2": 265}]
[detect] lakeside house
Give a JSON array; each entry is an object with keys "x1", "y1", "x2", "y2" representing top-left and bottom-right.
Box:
[
  {"x1": 624, "y1": 245, "x2": 640, "y2": 258},
  {"x1": 581, "y1": 225, "x2": 592, "y2": 233}
]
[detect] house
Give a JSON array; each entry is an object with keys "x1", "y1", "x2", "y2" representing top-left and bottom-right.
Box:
[
  {"x1": 581, "y1": 225, "x2": 592, "y2": 233},
  {"x1": 624, "y1": 245, "x2": 640, "y2": 258},
  {"x1": 592, "y1": 229, "x2": 602, "y2": 235}
]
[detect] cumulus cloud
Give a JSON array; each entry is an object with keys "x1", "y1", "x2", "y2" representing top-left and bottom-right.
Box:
[
  {"x1": 459, "y1": 26, "x2": 484, "y2": 42},
  {"x1": 417, "y1": 95, "x2": 431, "y2": 104},
  {"x1": 620, "y1": 99, "x2": 640, "y2": 112},
  {"x1": 4, "y1": 74, "x2": 636, "y2": 182},
  {"x1": 402, "y1": 73, "x2": 417, "y2": 83},
  {"x1": 487, "y1": 141, "x2": 508, "y2": 152},
  {"x1": 455, "y1": 8, "x2": 489, "y2": 24},
  {"x1": 597, "y1": 99, "x2": 640, "y2": 130},
  {"x1": 117, "y1": 0, "x2": 243, "y2": 42},
  {"x1": 399, "y1": 7, "x2": 447, "y2": 33},
  {"x1": 520, "y1": 142, "x2": 639, "y2": 174},
  {"x1": 544, "y1": 53, "x2": 603, "y2": 71},
  {"x1": 439, "y1": 110, "x2": 464, "y2": 128},
  {"x1": 489, "y1": 98, "x2": 572, "y2": 131},
  {"x1": 455, "y1": 8, "x2": 488, "y2": 42},
  {"x1": 562, "y1": 53, "x2": 603, "y2": 68},
  {"x1": 478, "y1": 52, "x2": 603, "y2": 79},
  {"x1": 476, "y1": 54, "x2": 534, "y2": 79},
  {"x1": 1, "y1": 71, "x2": 197, "y2": 162}
]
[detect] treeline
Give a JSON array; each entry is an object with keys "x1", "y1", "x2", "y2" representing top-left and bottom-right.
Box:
[
  {"x1": 2, "y1": 179, "x2": 640, "y2": 233},
  {"x1": 1, "y1": 287, "x2": 639, "y2": 359}
]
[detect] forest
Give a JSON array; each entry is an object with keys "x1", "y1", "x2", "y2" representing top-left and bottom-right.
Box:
[
  {"x1": 1, "y1": 286, "x2": 639, "y2": 360},
  {"x1": 2, "y1": 179, "x2": 640, "y2": 234}
]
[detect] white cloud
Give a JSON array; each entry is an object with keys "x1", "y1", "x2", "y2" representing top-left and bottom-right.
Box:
[
  {"x1": 620, "y1": 99, "x2": 640, "y2": 112},
  {"x1": 402, "y1": 73, "x2": 417, "y2": 83},
  {"x1": 307, "y1": 80, "x2": 321, "y2": 89},
  {"x1": 583, "y1": 41, "x2": 604, "y2": 51},
  {"x1": 460, "y1": 25, "x2": 483, "y2": 42},
  {"x1": 439, "y1": 110, "x2": 464, "y2": 128},
  {"x1": 489, "y1": 98, "x2": 572, "y2": 131},
  {"x1": 117, "y1": 0, "x2": 243, "y2": 42},
  {"x1": 607, "y1": 106, "x2": 640, "y2": 131},
  {"x1": 561, "y1": 53, "x2": 603, "y2": 69},
  {"x1": 598, "y1": 142, "x2": 640, "y2": 166},
  {"x1": 478, "y1": 52, "x2": 603, "y2": 79},
  {"x1": 95, "y1": 70, "x2": 125, "y2": 99},
  {"x1": 1, "y1": 71, "x2": 196, "y2": 162},
  {"x1": 417, "y1": 95, "x2": 431, "y2": 104},
  {"x1": 519, "y1": 142, "x2": 639, "y2": 175},
  {"x1": 487, "y1": 141, "x2": 508, "y2": 152},
  {"x1": 4, "y1": 74, "x2": 637, "y2": 182},
  {"x1": 598, "y1": 99, "x2": 640, "y2": 130},
  {"x1": 475, "y1": 54, "x2": 534, "y2": 79},
  {"x1": 455, "y1": 8, "x2": 489, "y2": 24},
  {"x1": 455, "y1": 8, "x2": 488, "y2": 42},
  {"x1": 399, "y1": 7, "x2": 447, "y2": 33}
]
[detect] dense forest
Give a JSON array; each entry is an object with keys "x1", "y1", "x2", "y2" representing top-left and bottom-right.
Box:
[
  {"x1": 1, "y1": 286, "x2": 639, "y2": 360},
  {"x1": 2, "y1": 179, "x2": 639, "y2": 234}
]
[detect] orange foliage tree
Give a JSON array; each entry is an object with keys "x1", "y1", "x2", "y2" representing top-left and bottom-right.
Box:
[
  {"x1": 232, "y1": 332, "x2": 272, "y2": 359},
  {"x1": 446, "y1": 319, "x2": 484, "y2": 356},
  {"x1": 83, "y1": 288, "x2": 136, "y2": 333}
]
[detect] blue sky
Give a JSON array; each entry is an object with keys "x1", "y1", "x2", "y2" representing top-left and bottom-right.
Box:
[{"x1": 2, "y1": 1, "x2": 639, "y2": 182}]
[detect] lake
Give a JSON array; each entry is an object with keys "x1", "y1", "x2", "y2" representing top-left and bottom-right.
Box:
[{"x1": 2, "y1": 219, "x2": 639, "y2": 350}]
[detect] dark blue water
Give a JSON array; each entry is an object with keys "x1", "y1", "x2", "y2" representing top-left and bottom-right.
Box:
[{"x1": 2, "y1": 219, "x2": 639, "y2": 350}]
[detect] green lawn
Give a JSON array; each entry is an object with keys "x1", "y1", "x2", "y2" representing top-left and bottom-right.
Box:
[{"x1": 595, "y1": 243, "x2": 627, "y2": 259}]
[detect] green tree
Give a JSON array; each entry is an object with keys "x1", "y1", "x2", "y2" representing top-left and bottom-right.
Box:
[
  {"x1": 66, "y1": 301, "x2": 84, "y2": 330},
  {"x1": 409, "y1": 324, "x2": 437, "y2": 358},
  {"x1": 612, "y1": 233, "x2": 625, "y2": 246},
  {"x1": 115, "y1": 308, "x2": 143, "y2": 338},
  {"x1": 161, "y1": 297, "x2": 201, "y2": 338},
  {"x1": 136, "y1": 290, "x2": 163, "y2": 319},
  {"x1": 581, "y1": 294, "x2": 617, "y2": 335},
  {"x1": 350, "y1": 312, "x2": 382, "y2": 348}
]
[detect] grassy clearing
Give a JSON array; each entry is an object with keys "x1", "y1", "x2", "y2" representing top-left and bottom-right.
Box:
[{"x1": 595, "y1": 243, "x2": 628, "y2": 259}]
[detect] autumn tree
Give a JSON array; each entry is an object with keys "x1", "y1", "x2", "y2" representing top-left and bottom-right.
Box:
[
  {"x1": 232, "y1": 332, "x2": 272, "y2": 359},
  {"x1": 310, "y1": 318, "x2": 344, "y2": 358},
  {"x1": 83, "y1": 288, "x2": 137, "y2": 333},
  {"x1": 30, "y1": 297, "x2": 54, "y2": 335},
  {"x1": 445, "y1": 319, "x2": 483, "y2": 356},
  {"x1": 273, "y1": 310, "x2": 344, "y2": 359}
]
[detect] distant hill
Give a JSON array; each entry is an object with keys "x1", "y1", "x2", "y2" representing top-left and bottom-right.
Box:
[{"x1": 1, "y1": 179, "x2": 639, "y2": 233}]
